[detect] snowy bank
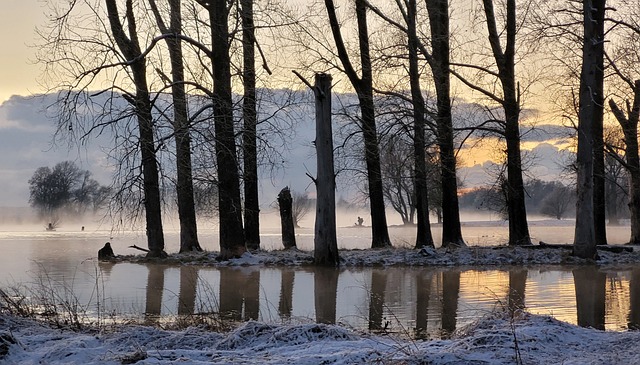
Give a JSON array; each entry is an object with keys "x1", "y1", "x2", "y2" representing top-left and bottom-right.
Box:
[
  {"x1": 119, "y1": 245, "x2": 640, "y2": 267},
  {"x1": 1, "y1": 309, "x2": 639, "y2": 364}
]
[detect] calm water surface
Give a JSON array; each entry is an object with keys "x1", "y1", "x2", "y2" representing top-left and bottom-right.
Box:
[{"x1": 0, "y1": 223, "x2": 637, "y2": 339}]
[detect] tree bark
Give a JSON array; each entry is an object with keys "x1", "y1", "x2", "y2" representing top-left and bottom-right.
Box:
[
  {"x1": 426, "y1": 0, "x2": 465, "y2": 247},
  {"x1": 105, "y1": 0, "x2": 165, "y2": 257},
  {"x1": 277, "y1": 187, "x2": 297, "y2": 249},
  {"x1": 241, "y1": 0, "x2": 261, "y2": 250},
  {"x1": 324, "y1": 0, "x2": 392, "y2": 249},
  {"x1": 313, "y1": 73, "x2": 339, "y2": 266},
  {"x1": 208, "y1": 0, "x2": 246, "y2": 259},
  {"x1": 574, "y1": 0, "x2": 606, "y2": 259},
  {"x1": 408, "y1": 0, "x2": 434, "y2": 249}
]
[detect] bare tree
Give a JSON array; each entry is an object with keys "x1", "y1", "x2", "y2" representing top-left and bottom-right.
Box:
[
  {"x1": 148, "y1": 0, "x2": 201, "y2": 253},
  {"x1": 291, "y1": 190, "x2": 313, "y2": 228},
  {"x1": 605, "y1": 4, "x2": 640, "y2": 243},
  {"x1": 196, "y1": 0, "x2": 246, "y2": 259},
  {"x1": 369, "y1": 0, "x2": 465, "y2": 246},
  {"x1": 105, "y1": 0, "x2": 166, "y2": 257},
  {"x1": 540, "y1": 184, "x2": 575, "y2": 220},
  {"x1": 450, "y1": 0, "x2": 531, "y2": 246},
  {"x1": 609, "y1": 83, "x2": 640, "y2": 242},
  {"x1": 323, "y1": 0, "x2": 392, "y2": 248},
  {"x1": 380, "y1": 133, "x2": 416, "y2": 225}
]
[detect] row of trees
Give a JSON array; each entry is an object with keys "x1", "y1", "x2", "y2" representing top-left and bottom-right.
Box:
[{"x1": 36, "y1": 0, "x2": 640, "y2": 262}]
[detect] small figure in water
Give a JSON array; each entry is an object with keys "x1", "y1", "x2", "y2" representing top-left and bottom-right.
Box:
[
  {"x1": 81, "y1": 226, "x2": 85, "y2": 231},
  {"x1": 46, "y1": 223, "x2": 54, "y2": 231},
  {"x1": 98, "y1": 242, "x2": 115, "y2": 261},
  {"x1": 356, "y1": 216, "x2": 364, "y2": 227}
]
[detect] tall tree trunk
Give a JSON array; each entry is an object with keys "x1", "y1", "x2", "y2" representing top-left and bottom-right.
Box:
[
  {"x1": 504, "y1": 105, "x2": 530, "y2": 245},
  {"x1": 313, "y1": 73, "x2": 339, "y2": 266},
  {"x1": 426, "y1": 0, "x2": 465, "y2": 247},
  {"x1": 149, "y1": 0, "x2": 201, "y2": 253},
  {"x1": 481, "y1": 0, "x2": 531, "y2": 246},
  {"x1": 592, "y1": 0, "x2": 607, "y2": 246},
  {"x1": 241, "y1": 0, "x2": 261, "y2": 250},
  {"x1": 609, "y1": 81, "x2": 640, "y2": 244},
  {"x1": 324, "y1": 0, "x2": 392, "y2": 249},
  {"x1": 209, "y1": 0, "x2": 246, "y2": 259},
  {"x1": 105, "y1": 0, "x2": 165, "y2": 257},
  {"x1": 574, "y1": 0, "x2": 606, "y2": 259},
  {"x1": 408, "y1": 0, "x2": 434, "y2": 249}
]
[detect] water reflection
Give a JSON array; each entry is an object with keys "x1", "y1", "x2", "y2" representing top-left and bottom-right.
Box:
[
  {"x1": 145, "y1": 264, "x2": 166, "y2": 324},
  {"x1": 278, "y1": 269, "x2": 294, "y2": 319},
  {"x1": 573, "y1": 267, "x2": 606, "y2": 330},
  {"x1": 13, "y1": 260, "x2": 640, "y2": 339},
  {"x1": 178, "y1": 266, "x2": 198, "y2": 315},
  {"x1": 219, "y1": 267, "x2": 260, "y2": 321},
  {"x1": 315, "y1": 267, "x2": 339, "y2": 324}
]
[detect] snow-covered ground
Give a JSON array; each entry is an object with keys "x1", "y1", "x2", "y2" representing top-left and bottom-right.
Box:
[
  {"x1": 131, "y1": 244, "x2": 640, "y2": 267},
  {"x1": 2, "y1": 308, "x2": 640, "y2": 364}
]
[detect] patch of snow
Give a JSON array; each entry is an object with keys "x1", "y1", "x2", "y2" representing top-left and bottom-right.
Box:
[
  {"x1": 136, "y1": 246, "x2": 640, "y2": 268},
  {"x1": 3, "y1": 309, "x2": 640, "y2": 364}
]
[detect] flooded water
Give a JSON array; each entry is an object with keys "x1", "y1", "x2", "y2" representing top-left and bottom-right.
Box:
[{"x1": 0, "y1": 221, "x2": 638, "y2": 339}]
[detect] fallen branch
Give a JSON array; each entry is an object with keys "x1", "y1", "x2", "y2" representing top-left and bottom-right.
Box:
[{"x1": 128, "y1": 244, "x2": 150, "y2": 253}]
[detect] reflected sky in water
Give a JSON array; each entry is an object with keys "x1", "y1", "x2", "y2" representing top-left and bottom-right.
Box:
[{"x1": 0, "y1": 227, "x2": 638, "y2": 339}]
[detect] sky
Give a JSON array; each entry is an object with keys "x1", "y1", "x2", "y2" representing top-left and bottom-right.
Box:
[
  {"x1": 0, "y1": 1, "x2": 571, "y2": 208},
  {"x1": 0, "y1": 1, "x2": 47, "y2": 103}
]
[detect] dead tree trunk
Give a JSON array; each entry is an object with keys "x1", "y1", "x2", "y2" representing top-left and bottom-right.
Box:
[
  {"x1": 277, "y1": 187, "x2": 297, "y2": 249},
  {"x1": 312, "y1": 73, "x2": 339, "y2": 266}
]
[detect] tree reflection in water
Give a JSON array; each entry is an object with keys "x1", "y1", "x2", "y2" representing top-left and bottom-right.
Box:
[
  {"x1": 314, "y1": 267, "x2": 339, "y2": 324},
  {"x1": 440, "y1": 270, "x2": 461, "y2": 339},
  {"x1": 508, "y1": 269, "x2": 527, "y2": 313},
  {"x1": 278, "y1": 269, "x2": 295, "y2": 319},
  {"x1": 219, "y1": 267, "x2": 260, "y2": 321},
  {"x1": 573, "y1": 266, "x2": 606, "y2": 330},
  {"x1": 368, "y1": 270, "x2": 387, "y2": 331},
  {"x1": 145, "y1": 264, "x2": 166, "y2": 325},
  {"x1": 133, "y1": 264, "x2": 640, "y2": 338},
  {"x1": 178, "y1": 266, "x2": 198, "y2": 315}
]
